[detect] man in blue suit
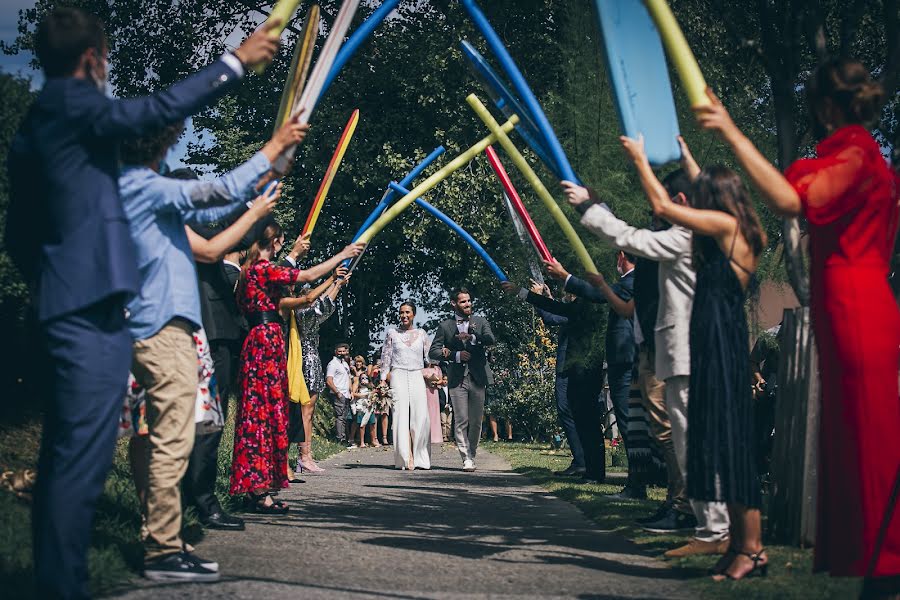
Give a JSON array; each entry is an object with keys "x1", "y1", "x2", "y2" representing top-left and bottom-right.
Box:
[{"x1": 4, "y1": 8, "x2": 280, "y2": 597}]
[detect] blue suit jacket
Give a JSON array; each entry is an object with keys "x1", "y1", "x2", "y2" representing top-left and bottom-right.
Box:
[
  {"x1": 6, "y1": 58, "x2": 241, "y2": 322},
  {"x1": 565, "y1": 271, "x2": 636, "y2": 366}
]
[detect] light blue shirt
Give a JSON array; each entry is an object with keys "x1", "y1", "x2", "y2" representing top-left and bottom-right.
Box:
[{"x1": 120, "y1": 151, "x2": 270, "y2": 340}]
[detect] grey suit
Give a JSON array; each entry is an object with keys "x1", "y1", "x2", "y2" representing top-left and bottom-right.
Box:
[
  {"x1": 580, "y1": 204, "x2": 729, "y2": 543},
  {"x1": 429, "y1": 315, "x2": 495, "y2": 461}
]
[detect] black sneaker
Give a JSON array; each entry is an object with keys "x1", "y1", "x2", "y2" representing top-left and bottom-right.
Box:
[
  {"x1": 636, "y1": 501, "x2": 671, "y2": 525},
  {"x1": 143, "y1": 551, "x2": 220, "y2": 582},
  {"x1": 182, "y1": 551, "x2": 218, "y2": 572},
  {"x1": 642, "y1": 507, "x2": 698, "y2": 533}
]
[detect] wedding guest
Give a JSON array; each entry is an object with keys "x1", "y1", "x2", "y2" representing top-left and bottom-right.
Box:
[
  {"x1": 4, "y1": 7, "x2": 280, "y2": 594},
  {"x1": 229, "y1": 224, "x2": 362, "y2": 513},
  {"x1": 351, "y1": 357, "x2": 379, "y2": 448},
  {"x1": 501, "y1": 279, "x2": 607, "y2": 482},
  {"x1": 180, "y1": 167, "x2": 281, "y2": 533},
  {"x1": 118, "y1": 115, "x2": 304, "y2": 580},
  {"x1": 423, "y1": 363, "x2": 446, "y2": 444},
  {"x1": 370, "y1": 358, "x2": 391, "y2": 445},
  {"x1": 326, "y1": 343, "x2": 354, "y2": 445},
  {"x1": 621, "y1": 133, "x2": 767, "y2": 581},
  {"x1": 280, "y1": 269, "x2": 348, "y2": 472},
  {"x1": 695, "y1": 59, "x2": 900, "y2": 585},
  {"x1": 544, "y1": 253, "x2": 642, "y2": 498},
  {"x1": 532, "y1": 284, "x2": 586, "y2": 476},
  {"x1": 563, "y1": 145, "x2": 729, "y2": 552}
]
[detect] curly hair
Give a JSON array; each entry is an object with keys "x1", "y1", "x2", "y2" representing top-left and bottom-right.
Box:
[{"x1": 120, "y1": 122, "x2": 185, "y2": 167}]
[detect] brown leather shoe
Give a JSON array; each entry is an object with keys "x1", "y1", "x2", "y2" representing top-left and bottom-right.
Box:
[{"x1": 664, "y1": 537, "x2": 730, "y2": 559}]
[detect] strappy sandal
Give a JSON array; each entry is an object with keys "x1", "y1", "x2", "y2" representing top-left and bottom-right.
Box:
[
  {"x1": 249, "y1": 492, "x2": 289, "y2": 515},
  {"x1": 716, "y1": 549, "x2": 768, "y2": 580},
  {"x1": 709, "y1": 545, "x2": 739, "y2": 575}
]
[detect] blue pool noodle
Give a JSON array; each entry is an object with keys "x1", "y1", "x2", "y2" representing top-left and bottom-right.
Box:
[
  {"x1": 461, "y1": 0, "x2": 582, "y2": 185},
  {"x1": 317, "y1": 0, "x2": 403, "y2": 110},
  {"x1": 460, "y1": 40, "x2": 561, "y2": 180},
  {"x1": 341, "y1": 145, "x2": 446, "y2": 268},
  {"x1": 387, "y1": 181, "x2": 507, "y2": 281}
]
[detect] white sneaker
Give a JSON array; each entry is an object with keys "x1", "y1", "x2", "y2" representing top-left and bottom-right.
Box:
[{"x1": 462, "y1": 459, "x2": 475, "y2": 472}]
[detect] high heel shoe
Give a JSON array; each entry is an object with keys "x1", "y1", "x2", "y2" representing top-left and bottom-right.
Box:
[
  {"x1": 715, "y1": 549, "x2": 768, "y2": 581},
  {"x1": 709, "y1": 545, "x2": 738, "y2": 576}
]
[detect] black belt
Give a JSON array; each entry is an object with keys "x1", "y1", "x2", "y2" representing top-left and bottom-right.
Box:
[{"x1": 246, "y1": 311, "x2": 283, "y2": 329}]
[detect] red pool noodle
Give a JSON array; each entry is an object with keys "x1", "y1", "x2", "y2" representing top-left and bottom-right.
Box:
[{"x1": 485, "y1": 145, "x2": 552, "y2": 262}]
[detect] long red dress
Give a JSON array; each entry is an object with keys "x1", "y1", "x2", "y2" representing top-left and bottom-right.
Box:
[
  {"x1": 785, "y1": 125, "x2": 900, "y2": 577},
  {"x1": 229, "y1": 260, "x2": 300, "y2": 495}
]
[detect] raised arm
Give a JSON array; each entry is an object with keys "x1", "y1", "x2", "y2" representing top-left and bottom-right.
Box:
[
  {"x1": 278, "y1": 274, "x2": 335, "y2": 312},
  {"x1": 694, "y1": 88, "x2": 801, "y2": 216},
  {"x1": 84, "y1": 24, "x2": 280, "y2": 138},
  {"x1": 581, "y1": 273, "x2": 634, "y2": 318},
  {"x1": 296, "y1": 244, "x2": 365, "y2": 283},
  {"x1": 186, "y1": 184, "x2": 279, "y2": 263},
  {"x1": 620, "y1": 135, "x2": 737, "y2": 239}
]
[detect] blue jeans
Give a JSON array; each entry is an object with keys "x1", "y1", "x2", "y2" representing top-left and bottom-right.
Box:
[{"x1": 554, "y1": 375, "x2": 585, "y2": 468}]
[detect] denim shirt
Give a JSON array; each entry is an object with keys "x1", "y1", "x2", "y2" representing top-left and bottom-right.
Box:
[{"x1": 120, "y1": 151, "x2": 270, "y2": 340}]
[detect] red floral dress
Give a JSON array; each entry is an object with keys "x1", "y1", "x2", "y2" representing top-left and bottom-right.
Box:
[
  {"x1": 229, "y1": 260, "x2": 300, "y2": 495},
  {"x1": 786, "y1": 125, "x2": 900, "y2": 577}
]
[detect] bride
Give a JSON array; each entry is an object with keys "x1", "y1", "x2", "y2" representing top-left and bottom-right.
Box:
[{"x1": 381, "y1": 301, "x2": 438, "y2": 470}]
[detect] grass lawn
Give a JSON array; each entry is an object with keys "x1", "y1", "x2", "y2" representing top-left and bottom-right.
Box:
[
  {"x1": 0, "y1": 400, "x2": 343, "y2": 598},
  {"x1": 485, "y1": 441, "x2": 862, "y2": 600}
]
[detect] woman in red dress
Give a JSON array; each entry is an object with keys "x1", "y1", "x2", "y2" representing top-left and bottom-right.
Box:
[
  {"x1": 229, "y1": 222, "x2": 363, "y2": 512},
  {"x1": 695, "y1": 59, "x2": 900, "y2": 583}
]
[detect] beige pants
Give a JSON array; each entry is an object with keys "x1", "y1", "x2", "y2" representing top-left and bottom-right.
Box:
[
  {"x1": 131, "y1": 319, "x2": 198, "y2": 561},
  {"x1": 637, "y1": 349, "x2": 688, "y2": 513},
  {"x1": 665, "y1": 375, "x2": 730, "y2": 542}
]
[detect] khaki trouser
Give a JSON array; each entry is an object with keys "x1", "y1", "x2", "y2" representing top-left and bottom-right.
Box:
[
  {"x1": 637, "y1": 348, "x2": 689, "y2": 513},
  {"x1": 131, "y1": 319, "x2": 198, "y2": 561},
  {"x1": 665, "y1": 374, "x2": 730, "y2": 542}
]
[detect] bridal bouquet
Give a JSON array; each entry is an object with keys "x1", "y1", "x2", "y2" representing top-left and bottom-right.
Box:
[{"x1": 370, "y1": 381, "x2": 394, "y2": 412}]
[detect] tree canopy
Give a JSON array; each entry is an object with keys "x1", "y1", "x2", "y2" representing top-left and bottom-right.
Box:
[{"x1": 1, "y1": 1, "x2": 897, "y2": 416}]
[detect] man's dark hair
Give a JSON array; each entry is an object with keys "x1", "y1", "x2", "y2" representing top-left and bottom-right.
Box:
[
  {"x1": 335, "y1": 342, "x2": 350, "y2": 351},
  {"x1": 661, "y1": 168, "x2": 692, "y2": 201},
  {"x1": 120, "y1": 123, "x2": 185, "y2": 167},
  {"x1": 35, "y1": 8, "x2": 107, "y2": 77},
  {"x1": 450, "y1": 286, "x2": 471, "y2": 302},
  {"x1": 622, "y1": 251, "x2": 637, "y2": 264}
]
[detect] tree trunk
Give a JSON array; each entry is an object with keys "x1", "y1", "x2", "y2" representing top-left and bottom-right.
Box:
[{"x1": 771, "y1": 81, "x2": 810, "y2": 306}]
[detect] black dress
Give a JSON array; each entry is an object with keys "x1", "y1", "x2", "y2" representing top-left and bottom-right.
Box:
[{"x1": 686, "y1": 236, "x2": 761, "y2": 508}]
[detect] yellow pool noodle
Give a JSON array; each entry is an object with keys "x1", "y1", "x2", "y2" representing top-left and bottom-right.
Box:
[
  {"x1": 356, "y1": 115, "x2": 519, "y2": 245},
  {"x1": 266, "y1": 0, "x2": 302, "y2": 39},
  {"x1": 466, "y1": 94, "x2": 598, "y2": 274},
  {"x1": 274, "y1": 4, "x2": 320, "y2": 131},
  {"x1": 643, "y1": 0, "x2": 710, "y2": 108},
  {"x1": 252, "y1": 0, "x2": 303, "y2": 74}
]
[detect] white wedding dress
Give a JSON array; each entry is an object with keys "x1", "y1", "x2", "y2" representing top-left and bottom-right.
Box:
[{"x1": 382, "y1": 327, "x2": 432, "y2": 469}]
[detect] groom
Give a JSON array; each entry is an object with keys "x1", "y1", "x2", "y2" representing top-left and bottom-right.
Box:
[{"x1": 429, "y1": 287, "x2": 496, "y2": 471}]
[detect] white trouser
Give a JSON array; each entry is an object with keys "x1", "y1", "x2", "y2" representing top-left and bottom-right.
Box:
[
  {"x1": 665, "y1": 375, "x2": 730, "y2": 542},
  {"x1": 391, "y1": 369, "x2": 431, "y2": 469}
]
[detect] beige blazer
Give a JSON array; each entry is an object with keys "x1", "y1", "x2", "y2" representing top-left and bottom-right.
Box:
[{"x1": 580, "y1": 204, "x2": 695, "y2": 380}]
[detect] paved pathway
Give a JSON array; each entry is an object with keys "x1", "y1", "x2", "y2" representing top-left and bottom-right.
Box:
[{"x1": 112, "y1": 444, "x2": 689, "y2": 599}]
